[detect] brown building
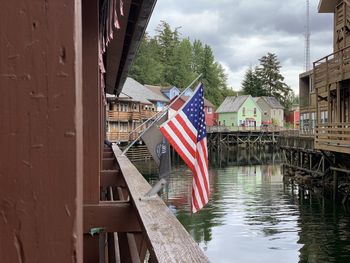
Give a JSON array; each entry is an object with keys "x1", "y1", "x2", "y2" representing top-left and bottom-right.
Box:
[
  {"x1": 1, "y1": 1, "x2": 209, "y2": 262},
  {"x1": 299, "y1": 70, "x2": 317, "y2": 135},
  {"x1": 313, "y1": 0, "x2": 350, "y2": 154},
  {"x1": 105, "y1": 78, "x2": 169, "y2": 143}
]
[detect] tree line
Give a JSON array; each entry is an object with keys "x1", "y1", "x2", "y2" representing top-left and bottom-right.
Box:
[
  {"x1": 130, "y1": 21, "x2": 297, "y2": 110},
  {"x1": 129, "y1": 21, "x2": 234, "y2": 106}
]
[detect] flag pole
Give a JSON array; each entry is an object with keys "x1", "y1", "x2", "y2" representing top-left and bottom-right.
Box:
[{"x1": 121, "y1": 73, "x2": 202, "y2": 155}]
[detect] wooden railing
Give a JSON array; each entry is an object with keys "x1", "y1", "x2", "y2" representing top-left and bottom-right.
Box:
[
  {"x1": 106, "y1": 131, "x2": 140, "y2": 142},
  {"x1": 315, "y1": 122, "x2": 350, "y2": 153},
  {"x1": 206, "y1": 125, "x2": 284, "y2": 133},
  {"x1": 108, "y1": 110, "x2": 159, "y2": 121},
  {"x1": 141, "y1": 110, "x2": 156, "y2": 119},
  {"x1": 313, "y1": 45, "x2": 350, "y2": 92},
  {"x1": 110, "y1": 145, "x2": 210, "y2": 262},
  {"x1": 108, "y1": 111, "x2": 132, "y2": 120}
]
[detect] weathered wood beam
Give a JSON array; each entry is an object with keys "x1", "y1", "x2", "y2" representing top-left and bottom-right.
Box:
[
  {"x1": 1, "y1": 0, "x2": 83, "y2": 262},
  {"x1": 83, "y1": 202, "x2": 142, "y2": 233},
  {"x1": 127, "y1": 233, "x2": 142, "y2": 263},
  {"x1": 100, "y1": 170, "x2": 126, "y2": 187},
  {"x1": 112, "y1": 145, "x2": 210, "y2": 263},
  {"x1": 82, "y1": 0, "x2": 100, "y2": 204}
]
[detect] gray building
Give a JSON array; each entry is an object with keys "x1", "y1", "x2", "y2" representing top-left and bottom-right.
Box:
[{"x1": 254, "y1": 97, "x2": 284, "y2": 127}]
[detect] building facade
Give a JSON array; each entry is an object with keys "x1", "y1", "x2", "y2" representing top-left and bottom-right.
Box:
[
  {"x1": 106, "y1": 78, "x2": 169, "y2": 143},
  {"x1": 216, "y1": 95, "x2": 262, "y2": 129},
  {"x1": 255, "y1": 97, "x2": 284, "y2": 127},
  {"x1": 313, "y1": 0, "x2": 350, "y2": 154},
  {"x1": 285, "y1": 105, "x2": 300, "y2": 129}
]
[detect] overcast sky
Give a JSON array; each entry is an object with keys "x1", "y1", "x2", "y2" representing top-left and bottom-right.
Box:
[{"x1": 146, "y1": 0, "x2": 334, "y2": 94}]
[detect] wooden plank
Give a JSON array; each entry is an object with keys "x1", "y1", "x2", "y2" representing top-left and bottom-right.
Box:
[
  {"x1": 0, "y1": 1, "x2": 83, "y2": 262},
  {"x1": 100, "y1": 170, "x2": 126, "y2": 187},
  {"x1": 83, "y1": 203, "x2": 142, "y2": 233},
  {"x1": 315, "y1": 143, "x2": 350, "y2": 154},
  {"x1": 316, "y1": 133, "x2": 350, "y2": 138},
  {"x1": 112, "y1": 145, "x2": 210, "y2": 263},
  {"x1": 82, "y1": 0, "x2": 100, "y2": 204},
  {"x1": 315, "y1": 138, "x2": 350, "y2": 144},
  {"x1": 127, "y1": 233, "x2": 142, "y2": 263}
]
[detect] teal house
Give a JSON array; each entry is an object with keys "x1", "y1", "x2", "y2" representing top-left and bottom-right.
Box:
[{"x1": 216, "y1": 95, "x2": 262, "y2": 129}]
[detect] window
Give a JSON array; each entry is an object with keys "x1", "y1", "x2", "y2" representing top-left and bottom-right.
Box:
[
  {"x1": 242, "y1": 107, "x2": 246, "y2": 116},
  {"x1": 120, "y1": 104, "x2": 128, "y2": 112},
  {"x1": 254, "y1": 108, "x2": 256, "y2": 115},
  {"x1": 120, "y1": 123, "x2": 128, "y2": 132},
  {"x1": 109, "y1": 103, "x2": 114, "y2": 111},
  {"x1": 109, "y1": 122, "x2": 118, "y2": 132},
  {"x1": 207, "y1": 107, "x2": 212, "y2": 113}
]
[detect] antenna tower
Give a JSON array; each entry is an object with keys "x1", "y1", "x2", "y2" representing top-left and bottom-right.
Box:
[{"x1": 305, "y1": 0, "x2": 311, "y2": 71}]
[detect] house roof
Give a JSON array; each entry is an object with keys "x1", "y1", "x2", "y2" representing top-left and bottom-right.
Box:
[
  {"x1": 106, "y1": 92, "x2": 139, "y2": 103},
  {"x1": 120, "y1": 77, "x2": 166, "y2": 104},
  {"x1": 260, "y1": 96, "x2": 284, "y2": 109},
  {"x1": 144, "y1": 85, "x2": 171, "y2": 101},
  {"x1": 216, "y1": 96, "x2": 250, "y2": 113}
]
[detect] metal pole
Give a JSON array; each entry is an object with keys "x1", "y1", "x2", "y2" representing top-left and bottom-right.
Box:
[
  {"x1": 127, "y1": 73, "x2": 202, "y2": 136},
  {"x1": 122, "y1": 74, "x2": 203, "y2": 155}
]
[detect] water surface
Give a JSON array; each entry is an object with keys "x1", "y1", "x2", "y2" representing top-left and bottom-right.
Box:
[{"x1": 135, "y1": 149, "x2": 350, "y2": 263}]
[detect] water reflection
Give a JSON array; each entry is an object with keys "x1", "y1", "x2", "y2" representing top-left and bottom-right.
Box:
[{"x1": 135, "y1": 149, "x2": 350, "y2": 263}]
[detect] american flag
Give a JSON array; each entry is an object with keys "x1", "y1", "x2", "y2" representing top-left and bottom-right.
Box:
[{"x1": 160, "y1": 83, "x2": 209, "y2": 213}]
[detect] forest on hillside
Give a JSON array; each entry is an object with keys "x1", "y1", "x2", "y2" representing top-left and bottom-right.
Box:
[
  {"x1": 130, "y1": 21, "x2": 297, "y2": 110},
  {"x1": 129, "y1": 21, "x2": 234, "y2": 106}
]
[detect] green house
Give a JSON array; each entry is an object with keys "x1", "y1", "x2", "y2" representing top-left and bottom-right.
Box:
[{"x1": 216, "y1": 95, "x2": 262, "y2": 129}]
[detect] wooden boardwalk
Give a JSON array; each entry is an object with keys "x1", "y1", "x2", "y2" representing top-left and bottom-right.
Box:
[
  {"x1": 207, "y1": 129, "x2": 280, "y2": 150},
  {"x1": 278, "y1": 134, "x2": 350, "y2": 203}
]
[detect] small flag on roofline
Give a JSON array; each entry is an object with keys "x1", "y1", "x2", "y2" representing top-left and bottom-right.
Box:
[{"x1": 160, "y1": 83, "x2": 210, "y2": 213}]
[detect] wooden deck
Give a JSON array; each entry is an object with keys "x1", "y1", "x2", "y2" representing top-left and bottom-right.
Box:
[{"x1": 316, "y1": 122, "x2": 350, "y2": 154}]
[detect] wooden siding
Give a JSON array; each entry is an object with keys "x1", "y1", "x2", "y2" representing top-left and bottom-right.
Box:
[{"x1": 316, "y1": 122, "x2": 350, "y2": 153}]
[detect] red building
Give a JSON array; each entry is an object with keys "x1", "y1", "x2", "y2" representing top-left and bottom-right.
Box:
[
  {"x1": 285, "y1": 106, "x2": 300, "y2": 128},
  {"x1": 170, "y1": 95, "x2": 217, "y2": 126}
]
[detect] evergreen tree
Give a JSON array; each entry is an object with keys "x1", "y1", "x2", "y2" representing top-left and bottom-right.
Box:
[
  {"x1": 256, "y1": 53, "x2": 290, "y2": 100},
  {"x1": 129, "y1": 33, "x2": 163, "y2": 85},
  {"x1": 241, "y1": 66, "x2": 265, "y2": 97},
  {"x1": 172, "y1": 38, "x2": 195, "y2": 89}
]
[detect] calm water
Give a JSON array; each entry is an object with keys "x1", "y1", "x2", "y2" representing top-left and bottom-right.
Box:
[{"x1": 135, "y1": 149, "x2": 350, "y2": 263}]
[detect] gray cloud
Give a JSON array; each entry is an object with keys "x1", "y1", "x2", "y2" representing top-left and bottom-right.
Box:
[{"x1": 147, "y1": 0, "x2": 334, "y2": 92}]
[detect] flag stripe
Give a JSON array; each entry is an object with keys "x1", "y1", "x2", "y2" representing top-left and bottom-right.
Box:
[
  {"x1": 168, "y1": 121, "x2": 196, "y2": 157},
  {"x1": 176, "y1": 113, "x2": 197, "y2": 142},
  {"x1": 197, "y1": 140, "x2": 210, "y2": 196},
  {"x1": 171, "y1": 117, "x2": 196, "y2": 151},
  {"x1": 160, "y1": 126, "x2": 196, "y2": 173}
]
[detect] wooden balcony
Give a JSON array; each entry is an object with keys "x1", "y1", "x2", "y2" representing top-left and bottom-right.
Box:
[
  {"x1": 131, "y1": 112, "x2": 141, "y2": 120},
  {"x1": 107, "y1": 131, "x2": 140, "y2": 142},
  {"x1": 141, "y1": 110, "x2": 157, "y2": 119},
  {"x1": 106, "y1": 132, "x2": 130, "y2": 142},
  {"x1": 313, "y1": 45, "x2": 350, "y2": 96},
  {"x1": 108, "y1": 111, "x2": 132, "y2": 121},
  {"x1": 315, "y1": 122, "x2": 350, "y2": 154}
]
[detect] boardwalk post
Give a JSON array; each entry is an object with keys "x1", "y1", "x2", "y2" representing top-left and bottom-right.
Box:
[{"x1": 1, "y1": 0, "x2": 83, "y2": 261}]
